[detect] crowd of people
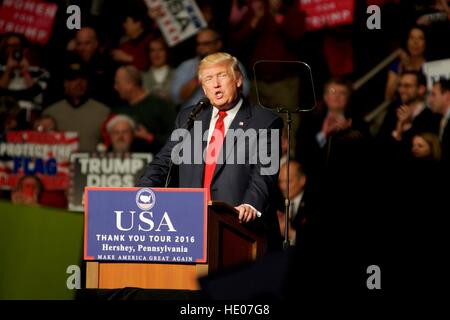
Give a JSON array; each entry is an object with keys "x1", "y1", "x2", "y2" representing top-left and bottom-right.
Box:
[{"x1": 0, "y1": 1, "x2": 449, "y2": 270}]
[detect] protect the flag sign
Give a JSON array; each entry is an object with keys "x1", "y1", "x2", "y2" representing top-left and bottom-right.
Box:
[{"x1": 0, "y1": 131, "x2": 78, "y2": 190}]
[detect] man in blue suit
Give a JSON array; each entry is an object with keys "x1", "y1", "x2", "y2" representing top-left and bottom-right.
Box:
[{"x1": 138, "y1": 52, "x2": 283, "y2": 250}]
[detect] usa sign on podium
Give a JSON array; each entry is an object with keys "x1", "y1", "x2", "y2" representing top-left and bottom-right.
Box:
[
  {"x1": 84, "y1": 187, "x2": 265, "y2": 290},
  {"x1": 84, "y1": 187, "x2": 208, "y2": 264}
]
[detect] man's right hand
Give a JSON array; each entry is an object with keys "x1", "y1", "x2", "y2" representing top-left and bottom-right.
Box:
[
  {"x1": 396, "y1": 105, "x2": 413, "y2": 127},
  {"x1": 135, "y1": 124, "x2": 154, "y2": 144},
  {"x1": 322, "y1": 114, "x2": 351, "y2": 137}
]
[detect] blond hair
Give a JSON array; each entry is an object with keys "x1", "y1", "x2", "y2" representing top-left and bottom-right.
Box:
[
  {"x1": 415, "y1": 132, "x2": 442, "y2": 161},
  {"x1": 198, "y1": 52, "x2": 242, "y2": 82}
]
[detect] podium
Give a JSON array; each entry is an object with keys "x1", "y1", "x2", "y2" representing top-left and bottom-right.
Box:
[{"x1": 86, "y1": 201, "x2": 266, "y2": 290}]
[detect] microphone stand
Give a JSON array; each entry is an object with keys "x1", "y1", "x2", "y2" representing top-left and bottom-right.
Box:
[
  {"x1": 278, "y1": 109, "x2": 295, "y2": 250},
  {"x1": 252, "y1": 60, "x2": 316, "y2": 250}
]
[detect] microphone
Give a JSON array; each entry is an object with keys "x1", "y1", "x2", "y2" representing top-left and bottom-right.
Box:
[
  {"x1": 188, "y1": 97, "x2": 210, "y2": 123},
  {"x1": 165, "y1": 97, "x2": 210, "y2": 187}
]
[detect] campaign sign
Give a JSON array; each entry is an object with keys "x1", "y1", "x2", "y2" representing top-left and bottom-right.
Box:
[
  {"x1": 299, "y1": 0, "x2": 355, "y2": 31},
  {"x1": 423, "y1": 59, "x2": 450, "y2": 90},
  {"x1": 0, "y1": 131, "x2": 78, "y2": 190},
  {"x1": 145, "y1": 0, "x2": 207, "y2": 47},
  {"x1": 0, "y1": 0, "x2": 58, "y2": 45},
  {"x1": 68, "y1": 152, "x2": 153, "y2": 212},
  {"x1": 84, "y1": 187, "x2": 207, "y2": 263}
]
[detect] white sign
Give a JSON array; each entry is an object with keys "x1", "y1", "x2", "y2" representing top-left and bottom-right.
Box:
[
  {"x1": 423, "y1": 59, "x2": 450, "y2": 90},
  {"x1": 145, "y1": 0, "x2": 207, "y2": 47}
]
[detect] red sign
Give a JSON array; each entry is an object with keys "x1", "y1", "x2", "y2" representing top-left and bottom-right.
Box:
[
  {"x1": 0, "y1": 131, "x2": 78, "y2": 190},
  {"x1": 299, "y1": 0, "x2": 355, "y2": 31},
  {"x1": 0, "y1": 0, "x2": 58, "y2": 45}
]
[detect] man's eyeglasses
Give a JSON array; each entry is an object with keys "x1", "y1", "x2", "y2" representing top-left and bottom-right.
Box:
[
  {"x1": 398, "y1": 83, "x2": 416, "y2": 88},
  {"x1": 197, "y1": 40, "x2": 217, "y2": 46},
  {"x1": 326, "y1": 87, "x2": 348, "y2": 96}
]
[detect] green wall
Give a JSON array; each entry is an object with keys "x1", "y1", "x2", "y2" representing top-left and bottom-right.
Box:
[{"x1": 0, "y1": 201, "x2": 83, "y2": 299}]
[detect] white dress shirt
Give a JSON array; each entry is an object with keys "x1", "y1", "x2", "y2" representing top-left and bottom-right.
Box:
[
  {"x1": 206, "y1": 98, "x2": 261, "y2": 217},
  {"x1": 206, "y1": 98, "x2": 243, "y2": 144},
  {"x1": 289, "y1": 191, "x2": 304, "y2": 220},
  {"x1": 439, "y1": 108, "x2": 450, "y2": 140},
  {"x1": 151, "y1": 65, "x2": 169, "y2": 84}
]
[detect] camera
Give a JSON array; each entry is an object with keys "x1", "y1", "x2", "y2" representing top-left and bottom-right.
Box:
[{"x1": 12, "y1": 48, "x2": 24, "y2": 62}]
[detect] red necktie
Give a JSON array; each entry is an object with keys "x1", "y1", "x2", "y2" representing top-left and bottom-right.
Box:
[{"x1": 203, "y1": 111, "x2": 227, "y2": 200}]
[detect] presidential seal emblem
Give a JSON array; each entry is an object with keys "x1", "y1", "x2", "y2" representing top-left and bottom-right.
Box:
[{"x1": 136, "y1": 188, "x2": 156, "y2": 211}]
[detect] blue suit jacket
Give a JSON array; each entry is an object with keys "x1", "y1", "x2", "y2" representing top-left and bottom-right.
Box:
[{"x1": 138, "y1": 99, "x2": 284, "y2": 249}]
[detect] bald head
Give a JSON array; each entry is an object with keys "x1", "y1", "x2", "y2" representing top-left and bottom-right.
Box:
[
  {"x1": 117, "y1": 66, "x2": 142, "y2": 87},
  {"x1": 76, "y1": 27, "x2": 99, "y2": 62},
  {"x1": 114, "y1": 66, "x2": 144, "y2": 102}
]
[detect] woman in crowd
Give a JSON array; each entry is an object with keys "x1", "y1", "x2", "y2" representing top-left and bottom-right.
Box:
[
  {"x1": 11, "y1": 175, "x2": 43, "y2": 206},
  {"x1": 141, "y1": 37, "x2": 174, "y2": 103},
  {"x1": 411, "y1": 132, "x2": 441, "y2": 162},
  {"x1": 385, "y1": 25, "x2": 428, "y2": 101}
]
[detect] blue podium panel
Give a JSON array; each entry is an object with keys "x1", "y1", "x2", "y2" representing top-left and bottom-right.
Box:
[{"x1": 84, "y1": 187, "x2": 207, "y2": 263}]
